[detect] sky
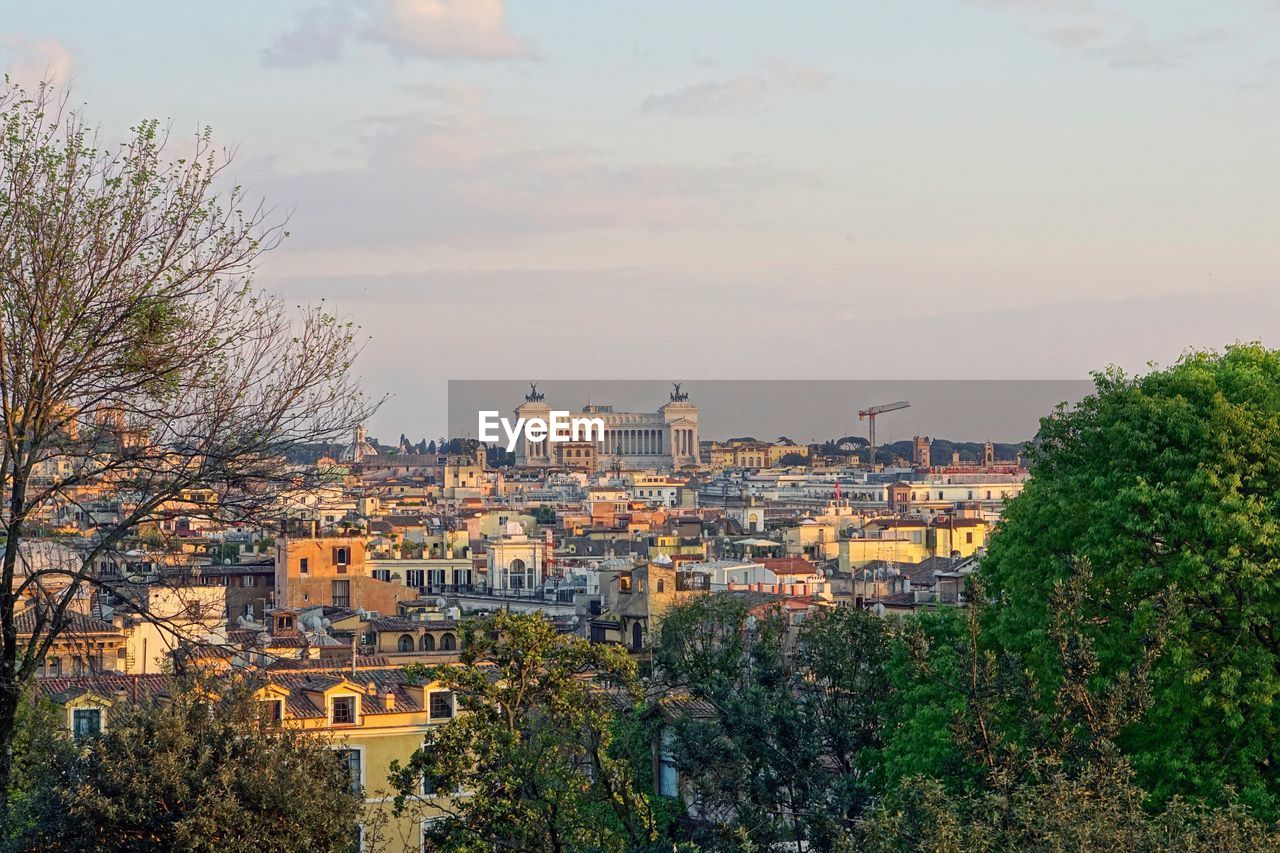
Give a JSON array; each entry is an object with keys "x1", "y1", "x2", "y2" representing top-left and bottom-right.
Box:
[{"x1": 3, "y1": 0, "x2": 1279, "y2": 439}]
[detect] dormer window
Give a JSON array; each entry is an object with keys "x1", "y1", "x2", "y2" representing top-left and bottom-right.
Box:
[
  {"x1": 429, "y1": 691, "x2": 455, "y2": 720},
  {"x1": 73, "y1": 708, "x2": 102, "y2": 738},
  {"x1": 260, "y1": 698, "x2": 284, "y2": 724},
  {"x1": 332, "y1": 695, "x2": 357, "y2": 725}
]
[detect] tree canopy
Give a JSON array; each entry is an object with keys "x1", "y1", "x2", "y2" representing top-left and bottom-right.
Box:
[
  {"x1": 8, "y1": 678, "x2": 362, "y2": 852},
  {"x1": 390, "y1": 611, "x2": 661, "y2": 851},
  {"x1": 980, "y1": 345, "x2": 1280, "y2": 814},
  {"x1": 654, "y1": 595, "x2": 894, "y2": 849}
]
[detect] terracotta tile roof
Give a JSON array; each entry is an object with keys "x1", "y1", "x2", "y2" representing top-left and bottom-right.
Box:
[
  {"x1": 369, "y1": 617, "x2": 457, "y2": 633},
  {"x1": 37, "y1": 667, "x2": 443, "y2": 720},
  {"x1": 758, "y1": 557, "x2": 819, "y2": 576},
  {"x1": 36, "y1": 673, "x2": 173, "y2": 703},
  {"x1": 14, "y1": 610, "x2": 122, "y2": 637}
]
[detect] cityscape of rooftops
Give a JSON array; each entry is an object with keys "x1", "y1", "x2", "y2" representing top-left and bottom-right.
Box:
[{"x1": 1, "y1": 3, "x2": 1278, "y2": 850}]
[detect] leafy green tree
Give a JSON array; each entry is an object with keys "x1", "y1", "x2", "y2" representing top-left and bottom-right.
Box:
[
  {"x1": 877, "y1": 608, "x2": 975, "y2": 791},
  {"x1": 863, "y1": 567, "x2": 1279, "y2": 851},
  {"x1": 980, "y1": 345, "x2": 1280, "y2": 813},
  {"x1": 390, "y1": 611, "x2": 660, "y2": 851},
  {"x1": 10, "y1": 677, "x2": 362, "y2": 852},
  {"x1": 654, "y1": 594, "x2": 894, "y2": 848},
  {"x1": 531, "y1": 504, "x2": 557, "y2": 526},
  {"x1": 860, "y1": 761, "x2": 1280, "y2": 853},
  {"x1": 2, "y1": 688, "x2": 70, "y2": 846}
]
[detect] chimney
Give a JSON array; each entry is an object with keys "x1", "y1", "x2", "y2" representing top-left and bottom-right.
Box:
[{"x1": 385, "y1": 690, "x2": 396, "y2": 711}]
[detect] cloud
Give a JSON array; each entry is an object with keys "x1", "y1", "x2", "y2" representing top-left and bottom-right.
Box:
[
  {"x1": 261, "y1": 4, "x2": 350, "y2": 68},
  {"x1": 1095, "y1": 29, "x2": 1227, "y2": 71},
  {"x1": 262, "y1": 0, "x2": 533, "y2": 68},
  {"x1": 253, "y1": 106, "x2": 811, "y2": 249},
  {"x1": 766, "y1": 58, "x2": 831, "y2": 91},
  {"x1": 641, "y1": 76, "x2": 769, "y2": 116},
  {"x1": 641, "y1": 59, "x2": 831, "y2": 117},
  {"x1": 403, "y1": 80, "x2": 490, "y2": 109},
  {"x1": 367, "y1": 0, "x2": 532, "y2": 60},
  {"x1": 3, "y1": 37, "x2": 74, "y2": 91},
  {"x1": 969, "y1": 0, "x2": 1227, "y2": 71},
  {"x1": 1043, "y1": 24, "x2": 1108, "y2": 51}
]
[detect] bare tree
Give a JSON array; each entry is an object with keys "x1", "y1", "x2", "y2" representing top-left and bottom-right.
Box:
[{"x1": 0, "y1": 81, "x2": 376, "y2": 811}]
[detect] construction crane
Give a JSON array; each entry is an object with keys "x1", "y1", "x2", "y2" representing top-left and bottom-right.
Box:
[{"x1": 858, "y1": 400, "x2": 910, "y2": 469}]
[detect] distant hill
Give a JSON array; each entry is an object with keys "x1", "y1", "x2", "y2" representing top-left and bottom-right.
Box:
[{"x1": 819, "y1": 436, "x2": 1028, "y2": 464}]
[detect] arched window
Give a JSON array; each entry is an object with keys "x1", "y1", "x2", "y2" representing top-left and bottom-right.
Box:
[
  {"x1": 631, "y1": 622, "x2": 643, "y2": 651},
  {"x1": 397, "y1": 634, "x2": 414, "y2": 652},
  {"x1": 420, "y1": 633, "x2": 435, "y2": 652},
  {"x1": 509, "y1": 558, "x2": 526, "y2": 590},
  {"x1": 441, "y1": 633, "x2": 457, "y2": 651},
  {"x1": 656, "y1": 579, "x2": 665, "y2": 594}
]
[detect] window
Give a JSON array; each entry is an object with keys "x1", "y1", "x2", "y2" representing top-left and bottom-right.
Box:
[
  {"x1": 73, "y1": 708, "x2": 102, "y2": 739},
  {"x1": 242, "y1": 575, "x2": 255, "y2": 587},
  {"x1": 508, "y1": 558, "x2": 526, "y2": 590},
  {"x1": 334, "y1": 546, "x2": 350, "y2": 566},
  {"x1": 966, "y1": 532, "x2": 974, "y2": 544},
  {"x1": 656, "y1": 579, "x2": 665, "y2": 594},
  {"x1": 336, "y1": 748, "x2": 362, "y2": 795},
  {"x1": 299, "y1": 557, "x2": 309, "y2": 574},
  {"x1": 658, "y1": 729, "x2": 678, "y2": 797},
  {"x1": 45, "y1": 657, "x2": 61, "y2": 677},
  {"x1": 260, "y1": 698, "x2": 283, "y2": 724},
  {"x1": 420, "y1": 633, "x2": 435, "y2": 652},
  {"x1": 332, "y1": 695, "x2": 357, "y2": 725},
  {"x1": 429, "y1": 691, "x2": 454, "y2": 720},
  {"x1": 420, "y1": 735, "x2": 439, "y2": 796},
  {"x1": 332, "y1": 580, "x2": 350, "y2": 608},
  {"x1": 440, "y1": 633, "x2": 457, "y2": 651},
  {"x1": 406, "y1": 569, "x2": 425, "y2": 588},
  {"x1": 397, "y1": 634, "x2": 414, "y2": 653}
]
